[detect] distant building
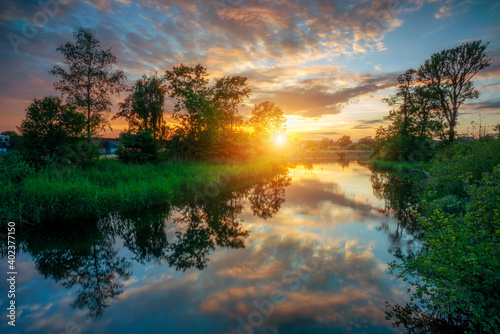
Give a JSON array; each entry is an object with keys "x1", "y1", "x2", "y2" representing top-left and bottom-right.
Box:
[
  {"x1": 0, "y1": 135, "x2": 9, "y2": 154},
  {"x1": 106, "y1": 140, "x2": 120, "y2": 154},
  {"x1": 0, "y1": 135, "x2": 21, "y2": 154}
]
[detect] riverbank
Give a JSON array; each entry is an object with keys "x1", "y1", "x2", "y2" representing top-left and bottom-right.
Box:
[
  {"x1": 368, "y1": 160, "x2": 430, "y2": 173},
  {"x1": 1, "y1": 157, "x2": 285, "y2": 225}
]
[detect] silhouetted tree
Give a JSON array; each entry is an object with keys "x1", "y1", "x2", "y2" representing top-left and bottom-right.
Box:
[
  {"x1": 0, "y1": 130, "x2": 18, "y2": 136},
  {"x1": 114, "y1": 74, "x2": 167, "y2": 139},
  {"x1": 17, "y1": 96, "x2": 85, "y2": 164},
  {"x1": 418, "y1": 40, "x2": 491, "y2": 143},
  {"x1": 212, "y1": 76, "x2": 250, "y2": 131},
  {"x1": 50, "y1": 27, "x2": 126, "y2": 140}
]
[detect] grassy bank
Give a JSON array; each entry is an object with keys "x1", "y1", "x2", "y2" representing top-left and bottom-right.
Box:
[
  {"x1": 1, "y1": 157, "x2": 285, "y2": 225},
  {"x1": 368, "y1": 160, "x2": 430, "y2": 173}
]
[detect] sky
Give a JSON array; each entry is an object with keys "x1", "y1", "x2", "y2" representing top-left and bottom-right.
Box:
[{"x1": 0, "y1": 0, "x2": 499, "y2": 140}]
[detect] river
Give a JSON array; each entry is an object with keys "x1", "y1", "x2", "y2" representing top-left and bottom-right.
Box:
[{"x1": 1, "y1": 161, "x2": 415, "y2": 334}]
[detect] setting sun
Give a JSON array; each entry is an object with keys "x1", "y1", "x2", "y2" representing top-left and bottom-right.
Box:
[{"x1": 274, "y1": 133, "x2": 285, "y2": 145}]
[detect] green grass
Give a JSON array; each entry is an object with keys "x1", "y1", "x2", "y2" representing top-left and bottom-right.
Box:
[
  {"x1": 368, "y1": 160, "x2": 430, "y2": 173},
  {"x1": 2, "y1": 157, "x2": 285, "y2": 224}
]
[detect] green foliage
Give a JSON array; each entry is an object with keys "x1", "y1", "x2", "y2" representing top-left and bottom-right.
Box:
[
  {"x1": 0, "y1": 151, "x2": 35, "y2": 185},
  {"x1": 369, "y1": 160, "x2": 428, "y2": 173},
  {"x1": 163, "y1": 64, "x2": 286, "y2": 161},
  {"x1": 389, "y1": 166, "x2": 500, "y2": 333},
  {"x1": 357, "y1": 136, "x2": 375, "y2": 149},
  {"x1": 374, "y1": 41, "x2": 491, "y2": 162},
  {"x1": 1, "y1": 130, "x2": 18, "y2": 136},
  {"x1": 17, "y1": 96, "x2": 86, "y2": 165},
  {"x1": 337, "y1": 135, "x2": 352, "y2": 148},
  {"x1": 212, "y1": 76, "x2": 250, "y2": 130},
  {"x1": 345, "y1": 143, "x2": 357, "y2": 150},
  {"x1": 356, "y1": 143, "x2": 370, "y2": 150},
  {"x1": 114, "y1": 74, "x2": 167, "y2": 139},
  {"x1": 2, "y1": 158, "x2": 284, "y2": 225},
  {"x1": 424, "y1": 138, "x2": 500, "y2": 207},
  {"x1": 0, "y1": 151, "x2": 35, "y2": 223},
  {"x1": 216, "y1": 130, "x2": 254, "y2": 162},
  {"x1": 50, "y1": 27, "x2": 126, "y2": 139},
  {"x1": 117, "y1": 130, "x2": 160, "y2": 163}
]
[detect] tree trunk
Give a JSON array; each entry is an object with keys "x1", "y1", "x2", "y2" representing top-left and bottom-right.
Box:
[{"x1": 448, "y1": 120, "x2": 456, "y2": 143}]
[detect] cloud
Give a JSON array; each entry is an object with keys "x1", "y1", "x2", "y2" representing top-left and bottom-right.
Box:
[
  {"x1": 247, "y1": 70, "x2": 397, "y2": 118},
  {"x1": 434, "y1": 5, "x2": 452, "y2": 19}
]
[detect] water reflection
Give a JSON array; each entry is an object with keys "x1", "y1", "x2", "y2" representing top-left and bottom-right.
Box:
[
  {"x1": 370, "y1": 172, "x2": 423, "y2": 259},
  {"x1": 6, "y1": 169, "x2": 291, "y2": 321},
  {"x1": 370, "y1": 172, "x2": 474, "y2": 333},
  {"x1": 21, "y1": 219, "x2": 132, "y2": 319},
  {"x1": 1, "y1": 163, "x2": 415, "y2": 333}
]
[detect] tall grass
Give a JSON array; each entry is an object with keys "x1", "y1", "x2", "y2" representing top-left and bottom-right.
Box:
[
  {"x1": 368, "y1": 160, "x2": 430, "y2": 173},
  {"x1": 3, "y1": 157, "x2": 284, "y2": 224}
]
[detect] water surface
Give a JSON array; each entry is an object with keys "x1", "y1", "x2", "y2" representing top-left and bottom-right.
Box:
[{"x1": 1, "y1": 162, "x2": 413, "y2": 334}]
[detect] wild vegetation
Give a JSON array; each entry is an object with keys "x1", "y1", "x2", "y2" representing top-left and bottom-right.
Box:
[
  {"x1": 366, "y1": 41, "x2": 500, "y2": 333},
  {"x1": 1, "y1": 27, "x2": 289, "y2": 225},
  {"x1": 373, "y1": 40, "x2": 491, "y2": 162},
  {"x1": 0, "y1": 156, "x2": 285, "y2": 225},
  {"x1": 383, "y1": 137, "x2": 500, "y2": 333}
]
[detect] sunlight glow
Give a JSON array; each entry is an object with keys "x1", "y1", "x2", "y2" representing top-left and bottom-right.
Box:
[{"x1": 274, "y1": 133, "x2": 285, "y2": 145}]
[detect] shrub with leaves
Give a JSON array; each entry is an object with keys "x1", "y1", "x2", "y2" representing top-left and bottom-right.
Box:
[
  {"x1": 116, "y1": 130, "x2": 160, "y2": 163},
  {"x1": 388, "y1": 166, "x2": 500, "y2": 333}
]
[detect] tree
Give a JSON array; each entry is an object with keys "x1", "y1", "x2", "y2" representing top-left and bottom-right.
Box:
[
  {"x1": 357, "y1": 136, "x2": 374, "y2": 148},
  {"x1": 212, "y1": 76, "x2": 250, "y2": 131},
  {"x1": 418, "y1": 40, "x2": 491, "y2": 143},
  {"x1": 114, "y1": 74, "x2": 167, "y2": 139},
  {"x1": 1, "y1": 131, "x2": 18, "y2": 136},
  {"x1": 493, "y1": 123, "x2": 500, "y2": 136},
  {"x1": 17, "y1": 96, "x2": 86, "y2": 164},
  {"x1": 375, "y1": 69, "x2": 443, "y2": 161},
  {"x1": 50, "y1": 27, "x2": 126, "y2": 141},
  {"x1": 164, "y1": 64, "x2": 214, "y2": 137},
  {"x1": 248, "y1": 101, "x2": 286, "y2": 137},
  {"x1": 337, "y1": 135, "x2": 352, "y2": 148}
]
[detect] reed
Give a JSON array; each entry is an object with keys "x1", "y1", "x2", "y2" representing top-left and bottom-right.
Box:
[{"x1": 4, "y1": 157, "x2": 284, "y2": 224}]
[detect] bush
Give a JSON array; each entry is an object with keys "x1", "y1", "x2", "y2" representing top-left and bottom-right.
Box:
[
  {"x1": 0, "y1": 151, "x2": 35, "y2": 185},
  {"x1": 424, "y1": 138, "x2": 500, "y2": 202},
  {"x1": 0, "y1": 151, "x2": 35, "y2": 223},
  {"x1": 356, "y1": 144, "x2": 370, "y2": 150},
  {"x1": 389, "y1": 166, "x2": 500, "y2": 333},
  {"x1": 345, "y1": 143, "x2": 357, "y2": 150},
  {"x1": 117, "y1": 130, "x2": 160, "y2": 163}
]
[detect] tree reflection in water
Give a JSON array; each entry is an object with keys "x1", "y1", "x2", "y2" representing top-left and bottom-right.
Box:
[
  {"x1": 12, "y1": 169, "x2": 291, "y2": 319},
  {"x1": 371, "y1": 171, "x2": 470, "y2": 333},
  {"x1": 23, "y1": 219, "x2": 132, "y2": 320},
  {"x1": 370, "y1": 171, "x2": 423, "y2": 259}
]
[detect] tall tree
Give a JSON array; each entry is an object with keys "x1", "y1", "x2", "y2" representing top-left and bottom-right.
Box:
[
  {"x1": 50, "y1": 27, "x2": 126, "y2": 141},
  {"x1": 212, "y1": 76, "x2": 250, "y2": 131},
  {"x1": 248, "y1": 101, "x2": 286, "y2": 137},
  {"x1": 418, "y1": 40, "x2": 491, "y2": 143},
  {"x1": 164, "y1": 64, "x2": 223, "y2": 159},
  {"x1": 114, "y1": 74, "x2": 166, "y2": 138},
  {"x1": 164, "y1": 64, "x2": 214, "y2": 138}
]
